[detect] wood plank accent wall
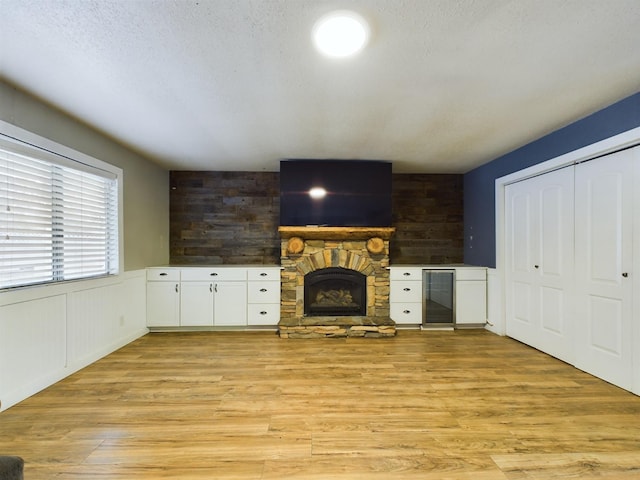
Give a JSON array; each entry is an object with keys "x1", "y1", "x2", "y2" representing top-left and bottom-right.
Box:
[
  {"x1": 170, "y1": 172, "x2": 280, "y2": 265},
  {"x1": 391, "y1": 173, "x2": 463, "y2": 264},
  {"x1": 170, "y1": 171, "x2": 463, "y2": 265}
]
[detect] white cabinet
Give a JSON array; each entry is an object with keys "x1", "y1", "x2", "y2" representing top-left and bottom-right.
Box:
[
  {"x1": 180, "y1": 268, "x2": 247, "y2": 327},
  {"x1": 180, "y1": 282, "x2": 214, "y2": 326},
  {"x1": 214, "y1": 281, "x2": 248, "y2": 326},
  {"x1": 146, "y1": 266, "x2": 280, "y2": 329},
  {"x1": 455, "y1": 268, "x2": 487, "y2": 327},
  {"x1": 179, "y1": 268, "x2": 220, "y2": 326},
  {"x1": 146, "y1": 268, "x2": 180, "y2": 327},
  {"x1": 389, "y1": 267, "x2": 423, "y2": 325},
  {"x1": 389, "y1": 266, "x2": 488, "y2": 327},
  {"x1": 247, "y1": 267, "x2": 281, "y2": 326}
]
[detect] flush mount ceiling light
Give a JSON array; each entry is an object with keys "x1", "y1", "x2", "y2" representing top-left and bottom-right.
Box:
[
  {"x1": 309, "y1": 187, "x2": 327, "y2": 199},
  {"x1": 312, "y1": 10, "x2": 370, "y2": 58}
]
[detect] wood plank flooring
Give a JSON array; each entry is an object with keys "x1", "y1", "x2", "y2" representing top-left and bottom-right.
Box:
[{"x1": 1, "y1": 329, "x2": 639, "y2": 479}]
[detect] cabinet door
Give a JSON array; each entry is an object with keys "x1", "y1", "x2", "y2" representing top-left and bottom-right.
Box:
[
  {"x1": 180, "y1": 282, "x2": 214, "y2": 326},
  {"x1": 574, "y1": 149, "x2": 634, "y2": 390},
  {"x1": 147, "y1": 282, "x2": 180, "y2": 327},
  {"x1": 505, "y1": 166, "x2": 574, "y2": 363},
  {"x1": 214, "y1": 282, "x2": 247, "y2": 326},
  {"x1": 455, "y1": 281, "x2": 486, "y2": 325}
]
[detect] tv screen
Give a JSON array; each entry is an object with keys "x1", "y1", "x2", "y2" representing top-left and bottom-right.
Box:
[{"x1": 279, "y1": 160, "x2": 392, "y2": 227}]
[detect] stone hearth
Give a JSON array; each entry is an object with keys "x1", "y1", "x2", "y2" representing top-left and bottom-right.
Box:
[{"x1": 279, "y1": 226, "x2": 396, "y2": 338}]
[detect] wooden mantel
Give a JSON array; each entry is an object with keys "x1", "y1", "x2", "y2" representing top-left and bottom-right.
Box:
[{"x1": 278, "y1": 226, "x2": 395, "y2": 241}]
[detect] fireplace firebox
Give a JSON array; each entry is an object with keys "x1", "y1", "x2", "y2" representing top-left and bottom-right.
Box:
[{"x1": 304, "y1": 267, "x2": 366, "y2": 317}]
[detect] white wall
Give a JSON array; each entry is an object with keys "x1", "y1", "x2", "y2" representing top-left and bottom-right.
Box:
[
  {"x1": 0, "y1": 80, "x2": 170, "y2": 271},
  {"x1": 0, "y1": 81, "x2": 167, "y2": 410},
  {"x1": 0, "y1": 271, "x2": 148, "y2": 411}
]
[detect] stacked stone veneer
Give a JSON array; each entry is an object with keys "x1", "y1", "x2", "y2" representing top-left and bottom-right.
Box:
[{"x1": 279, "y1": 227, "x2": 396, "y2": 338}]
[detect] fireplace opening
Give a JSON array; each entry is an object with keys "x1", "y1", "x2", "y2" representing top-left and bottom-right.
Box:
[{"x1": 304, "y1": 267, "x2": 367, "y2": 317}]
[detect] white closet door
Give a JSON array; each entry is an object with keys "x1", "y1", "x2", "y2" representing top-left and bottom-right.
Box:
[
  {"x1": 505, "y1": 167, "x2": 575, "y2": 363},
  {"x1": 506, "y1": 176, "x2": 539, "y2": 345},
  {"x1": 536, "y1": 168, "x2": 575, "y2": 362},
  {"x1": 574, "y1": 149, "x2": 634, "y2": 390}
]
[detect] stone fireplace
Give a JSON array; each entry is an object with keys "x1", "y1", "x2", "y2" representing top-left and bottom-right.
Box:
[{"x1": 279, "y1": 226, "x2": 396, "y2": 338}]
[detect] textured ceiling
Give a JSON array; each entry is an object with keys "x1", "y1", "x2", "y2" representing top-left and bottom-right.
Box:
[{"x1": 1, "y1": 0, "x2": 639, "y2": 173}]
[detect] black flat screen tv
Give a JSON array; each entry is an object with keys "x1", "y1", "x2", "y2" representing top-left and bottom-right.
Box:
[{"x1": 279, "y1": 159, "x2": 392, "y2": 227}]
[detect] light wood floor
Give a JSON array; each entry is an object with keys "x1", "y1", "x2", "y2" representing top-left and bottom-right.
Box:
[{"x1": 1, "y1": 329, "x2": 640, "y2": 479}]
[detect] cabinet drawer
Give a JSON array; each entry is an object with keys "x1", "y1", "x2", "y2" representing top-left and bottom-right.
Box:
[
  {"x1": 455, "y1": 268, "x2": 486, "y2": 281},
  {"x1": 247, "y1": 281, "x2": 280, "y2": 303},
  {"x1": 390, "y1": 302, "x2": 422, "y2": 324},
  {"x1": 247, "y1": 304, "x2": 280, "y2": 325},
  {"x1": 147, "y1": 268, "x2": 180, "y2": 281},
  {"x1": 389, "y1": 267, "x2": 423, "y2": 281},
  {"x1": 247, "y1": 268, "x2": 281, "y2": 281},
  {"x1": 181, "y1": 268, "x2": 247, "y2": 282},
  {"x1": 390, "y1": 280, "x2": 422, "y2": 303}
]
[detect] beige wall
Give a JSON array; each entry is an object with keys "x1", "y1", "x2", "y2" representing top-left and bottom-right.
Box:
[{"x1": 0, "y1": 80, "x2": 169, "y2": 271}]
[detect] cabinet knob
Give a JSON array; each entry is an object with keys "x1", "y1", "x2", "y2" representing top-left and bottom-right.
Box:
[
  {"x1": 260, "y1": 288, "x2": 268, "y2": 292},
  {"x1": 210, "y1": 272, "x2": 218, "y2": 276},
  {"x1": 622, "y1": 272, "x2": 629, "y2": 278},
  {"x1": 403, "y1": 287, "x2": 411, "y2": 292},
  {"x1": 159, "y1": 272, "x2": 168, "y2": 276},
  {"x1": 403, "y1": 310, "x2": 411, "y2": 314},
  {"x1": 260, "y1": 272, "x2": 268, "y2": 276},
  {"x1": 260, "y1": 311, "x2": 267, "y2": 315},
  {"x1": 534, "y1": 265, "x2": 539, "y2": 269},
  {"x1": 175, "y1": 284, "x2": 179, "y2": 293},
  {"x1": 403, "y1": 272, "x2": 411, "y2": 276}
]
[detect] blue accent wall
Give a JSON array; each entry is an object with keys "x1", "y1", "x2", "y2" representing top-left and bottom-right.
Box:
[{"x1": 463, "y1": 92, "x2": 640, "y2": 267}]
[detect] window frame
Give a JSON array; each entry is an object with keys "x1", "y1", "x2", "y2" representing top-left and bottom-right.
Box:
[{"x1": 0, "y1": 120, "x2": 124, "y2": 291}]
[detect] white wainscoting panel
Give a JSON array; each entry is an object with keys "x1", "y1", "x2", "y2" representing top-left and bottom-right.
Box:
[
  {"x1": 67, "y1": 271, "x2": 148, "y2": 371},
  {"x1": 0, "y1": 295, "x2": 67, "y2": 411},
  {"x1": 0, "y1": 270, "x2": 147, "y2": 411}
]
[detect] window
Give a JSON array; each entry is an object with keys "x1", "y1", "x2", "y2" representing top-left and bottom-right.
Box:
[{"x1": 0, "y1": 133, "x2": 119, "y2": 290}]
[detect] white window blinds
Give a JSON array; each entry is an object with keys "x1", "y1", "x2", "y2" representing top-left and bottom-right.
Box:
[{"x1": 0, "y1": 141, "x2": 119, "y2": 289}]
